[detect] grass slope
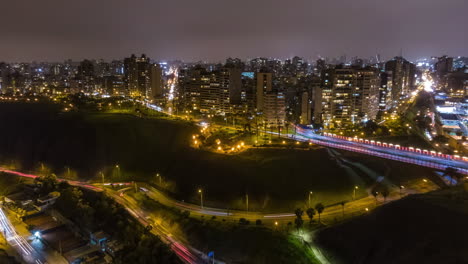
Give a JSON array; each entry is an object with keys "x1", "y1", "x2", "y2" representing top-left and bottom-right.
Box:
[{"x1": 315, "y1": 186, "x2": 468, "y2": 264}]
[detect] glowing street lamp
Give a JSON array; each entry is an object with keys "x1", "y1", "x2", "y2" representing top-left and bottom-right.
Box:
[
  {"x1": 198, "y1": 189, "x2": 204, "y2": 209},
  {"x1": 353, "y1": 186, "x2": 359, "y2": 200},
  {"x1": 308, "y1": 191, "x2": 313, "y2": 208},
  {"x1": 156, "y1": 173, "x2": 162, "y2": 185}
]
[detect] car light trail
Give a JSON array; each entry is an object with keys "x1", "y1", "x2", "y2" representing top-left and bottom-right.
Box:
[{"x1": 0, "y1": 208, "x2": 45, "y2": 264}]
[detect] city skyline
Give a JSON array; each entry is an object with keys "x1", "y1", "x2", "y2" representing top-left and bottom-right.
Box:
[{"x1": 1, "y1": 0, "x2": 467, "y2": 62}]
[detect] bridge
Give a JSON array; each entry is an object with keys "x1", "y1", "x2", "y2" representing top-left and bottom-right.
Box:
[{"x1": 294, "y1": 126, "x2": 468, "y2": 175}]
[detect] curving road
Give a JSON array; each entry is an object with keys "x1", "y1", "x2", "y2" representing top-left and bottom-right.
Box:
[{"x1": 0, "y1": 168, "x2": 210, "y2": 264}]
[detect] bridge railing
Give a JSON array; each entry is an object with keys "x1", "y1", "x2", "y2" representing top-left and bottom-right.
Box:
[{"x1": 307, "y1": 138, "x2": 468, "y2": 175}]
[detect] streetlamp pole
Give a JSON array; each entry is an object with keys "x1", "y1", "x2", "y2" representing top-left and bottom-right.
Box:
[
  {"x1": 115, "y1": 164, "x2": 120, "y2": 179},
  {"x1": 156, "y1": 173, "x2": 161, "y2": 185},
  {"x1": 353, "y1": 186, "x2": 358, "y2": 200},
  {"x1": 198, "y1": 189, "x2": 203, "y2": 209},
  {"x1": 308, "y1": 191, "x2": 313, "y2": 208},
  {"x1": 246, "y1": 193, "x2": 249, "y2": 211}
]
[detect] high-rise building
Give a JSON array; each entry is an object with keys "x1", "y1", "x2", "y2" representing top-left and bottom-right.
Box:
[
  {"x1": 124, "y1": 54, "x2": 150, "y2": 97},
  {"x1": 77, "y1": 60, "x2": 95, "y2": 78},
  {"x1": 263, "y1": 91, "x2": 286, "y2": 126},
  {"x1": 178, "y1": 66, "x2": 242, "y2": 115},
  {"x1": 255, "y1": 72, "x2": 273, "y2": 112},
  {"x1": 102, "y1": 75, "x2": 124, "y2": 95},
  {"x1": 379, "y1": 71, "x2": 393, "y2": 111},
  {"x1": 444, "y1": 68, "x2": 468, "y2": 97},
  {"x1": 320, "y1": 66, "x2": 380, "y2": 128},
  {"x1": 299, "y1": 91, "x2": 312, "y2": 125},
  {"x1": 149, "y1": 63, "x2": 164, "y2": 102},
  {"x1": 385, "y1": 57, "x2": 415, "y2": 107},
  {"x1": 435, "y1": 56, "x2": 453, "y2": 79}
]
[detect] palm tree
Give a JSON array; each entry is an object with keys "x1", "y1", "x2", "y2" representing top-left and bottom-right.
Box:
[
  {"x1": 294, "y1": 208, "x2": 304, "y2": 218},
  {"x1": 371, "y1": 189, "x2": 379, "y2": 205},
  {"x1": 306, "y1": 208, "x2": 316, "y2": 225},
  {"x1": 315, "y1": 203, "x2": 325, "y2": 223},
  {"x1": 294, "y1": 208, "x2": 304, "y2": 229}
]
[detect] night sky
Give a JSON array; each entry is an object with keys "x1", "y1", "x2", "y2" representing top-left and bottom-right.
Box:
[{"x1": 1, "y1": 0, "x2": 467, "y2": 62}]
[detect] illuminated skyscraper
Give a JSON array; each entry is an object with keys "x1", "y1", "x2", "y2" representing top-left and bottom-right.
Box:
[{"x1": 124, "y1": 54, "x2": 150, "y2": 97}]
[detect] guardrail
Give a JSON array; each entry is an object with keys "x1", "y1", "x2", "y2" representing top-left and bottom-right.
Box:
[{"x1": 305, "y1": 137, "x2": 468, "y2": 175}]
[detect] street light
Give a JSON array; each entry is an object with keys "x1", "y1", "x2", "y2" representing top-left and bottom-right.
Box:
[
  {"x1": 245, "y1": 193, "x2": 249, "y2": 211},
  {"x1": 99, "y1": 171, "x2": 105, "y2": 184},
  {"x1": 353, "y1": 186, "x2": 358, "y2": 200},
  {"x1": 156, "y1": 173, "x2": 161, "y2": 185},
  {"x1": 308, "y1": 191, "x2": 313, "y2": 208},
  {"x1": 115, "y1": 164, "x2": 121, "y2": 178},
  {"x1": 198, "y1": 189, "x2": 203, "y2": 209}
]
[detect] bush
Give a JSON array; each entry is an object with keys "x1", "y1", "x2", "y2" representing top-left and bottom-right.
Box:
[
  {"x1": 182, "y1": 210, "x2": 190, "y2": 218},
  {"x1": 239, "y1": 218, "x2": 250, "y2": 225},
  {"x1": 255, "y1": 219, "x2": 262, "y2": 226}
]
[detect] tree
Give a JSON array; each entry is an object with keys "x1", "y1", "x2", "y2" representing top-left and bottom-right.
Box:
[
  {"x1": 372, "y1": 190, "x2": 379, "y2": 205},
  {"x1": 295, "y1": 217, "x2": 304, "y2": 229},
  {"x1": 315, "y1": 203, "x2": 325, "y2": 223},
  {"x1": 306, "y1": 208, "x2": 315, "y2": 224},
  {"x1": 294, "y1": 208, "x2": 304, "y2": 218},
  {"x1": 35, "y1": 173, "x2": 58, "y2": 195},
  {"x1": 294, "y1": 208, "x2": 304, "y2": 229}
]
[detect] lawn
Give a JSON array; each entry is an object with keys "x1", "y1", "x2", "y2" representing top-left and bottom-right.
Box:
[
  {"x1": 0, "y1": 102, "x2": 438, "y2": 211},
  {"x1": 130, "y1": 191, "x2": 320, "y2": 264},
  {"x1": 315, "y1": 185, "x2": 468, "y2": 264}
]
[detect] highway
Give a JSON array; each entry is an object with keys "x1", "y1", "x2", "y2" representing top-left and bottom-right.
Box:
[
  {"x1": 0, "y1": 168, "x2": 211, "y2": 264},
  {"x1": 292, "y1": 127, "x2": 468, "y2": 175}
]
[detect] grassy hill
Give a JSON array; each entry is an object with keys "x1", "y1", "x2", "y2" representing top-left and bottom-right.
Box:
[
  {"x1": 315, "y1": 186, "x2": 468, "y2": 264},
  {"x1": 0, "y1": 102, "x2": 438, "y2": 211}
]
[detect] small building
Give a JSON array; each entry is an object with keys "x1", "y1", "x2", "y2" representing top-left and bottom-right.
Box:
[
  {"x1": 104, "y1": 240, "x2": 124, "y2": 258},
  {"x1": 90, "y1": 231, "x2": 109, "y2": 248},
  {"x1": 36, "y1": 192, "x2": 60, "y2": 211}
]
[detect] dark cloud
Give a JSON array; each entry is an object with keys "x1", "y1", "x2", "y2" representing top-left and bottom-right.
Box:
[{"x1": 1, "y1": 0, "x2": 467, "y2": 62}]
